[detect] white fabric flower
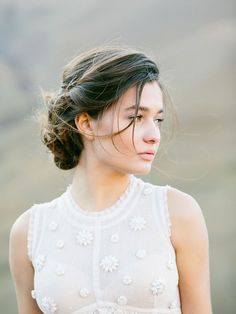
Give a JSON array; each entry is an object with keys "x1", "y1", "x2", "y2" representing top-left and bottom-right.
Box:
[
  {"x1": 129, "y1": 216, "x2": 146, "y2": 231},
  {"x1": 117, "y1": 295, "x2": 128, "y2": 305},
  {"x1": 150, "y1": 278, "x2": 166, "y2": 295},
  {"x1": 100, "y1": 255, "x2": 119, "y2": 273},
  {"x1": 41, "y1": 296, "x2": 57, "y2": 313},
  {"x1": 48, "y1": 221, "x2": 58, "y2": 231},
  {"x1": 75, "y1": 229, "x2": 93, "y2": 246},
  {"x1": 169, "y1": 299, "x2": 178, "y2": 309},
  {"x1": 135, "y1": 249, "x2": 147, "y2": 259},
  {"x1": 110, "y1": 234, "x2": 119, "y2": 243},
  {"x1": 35, "y1": 255, "x2": 46, "y2": 272},
  {"x1": 166, "y1": 260, "x2": 175, "y2": 270},
  {"x1": 79, "y1": 287, "x2": 89, "y2": 298},
  {"x1": 122, "y1": 275, "x2": 132, "y2": 285},
  {"x1": 142, "y1": 187, "x2": 153, "y2": 195},
  {"x1": 55, "y1": 265, "x2": 65, "y2": 276},
  {"x1": 56, "y1": 240, "x2": 64, "y2": 249}
]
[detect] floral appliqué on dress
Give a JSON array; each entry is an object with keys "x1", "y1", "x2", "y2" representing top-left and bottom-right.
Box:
[
  {"x1": 117, "y1": 295, "x2": 128, "y2": 305},
  {"x1": 129, "y1": 216, "x2": 146, "y2": 231},
  {"x1": 100, "y1": 255, "x2": 119, "y2": 272},
  {"x1": 79, "y1": 287, "x2": 90, "y2": 298},
  {"x1": 150, "y1": 278, "x2": 166, "y2": 295},
  {"x1": 48, "y1": 221, "x2": 58, "y2": 231},
  {"x1": 35, "y1": 255, "x2": 46, "y2": 272},
  {"x1": 75, "y1": 229, "x2": 94, "y2": 246},
  {"x1": 41, "y1": 296, "x2": 57, "y2": 313}
]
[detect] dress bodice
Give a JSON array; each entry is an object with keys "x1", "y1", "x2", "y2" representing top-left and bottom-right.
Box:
[{"x1": 28, "y1": 175, "x2": 182, "y2": 313}]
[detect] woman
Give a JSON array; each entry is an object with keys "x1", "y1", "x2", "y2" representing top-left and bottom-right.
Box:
[{"x1": 9, "y1": 46, "x2": 212, "y2": 314}]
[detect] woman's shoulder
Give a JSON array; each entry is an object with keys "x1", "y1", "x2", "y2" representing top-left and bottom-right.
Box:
[
  {"x1": 10, "y1": 209, "x2": 31, "y2": 242},
  {"x1": 144, "y1": 178, "x2": 200, "y2": 206},
  {"x1": 139, "y1": 178, "x2": 203, "y2": 220},
  {"x1": 148, "y1": 181, "x2": 204, "y2": 231},
  {"x1": 165, "y1": 185, "x2": 209, "y2": 250},
  {"x1": 9, "y1": 195, "x2": 60, "y2": 243},
  {"x1": 9, "y1": 209, "x2": 32, "y2": 274},
  {"x1": 9, "y1": 198, "x2": 59, "y2": 263},
  {"x1": 166, "y1": 185, "x2": 203, "y2": 224}
]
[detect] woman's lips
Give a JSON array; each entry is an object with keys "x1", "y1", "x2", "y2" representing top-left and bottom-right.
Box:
[{"x1": 139, "y1": 152, "x2": 155, "y2": 161}]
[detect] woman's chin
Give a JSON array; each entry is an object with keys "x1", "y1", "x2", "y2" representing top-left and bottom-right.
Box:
[{"x1": 129, "y1": 164, "x2": 152, "y2": 175}]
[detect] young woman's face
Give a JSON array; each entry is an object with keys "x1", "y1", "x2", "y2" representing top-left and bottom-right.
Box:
[{"x1": 91, "y1": 81, "x2": 164, "y2": 175}]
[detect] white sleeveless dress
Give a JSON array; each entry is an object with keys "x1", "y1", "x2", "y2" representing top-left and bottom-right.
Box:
[{"x1": 27, "y1": 175, "x2": 182, "y2": 314}]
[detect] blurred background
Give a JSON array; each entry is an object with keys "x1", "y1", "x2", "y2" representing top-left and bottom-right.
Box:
[{"x1": 1, "y1": 0, "x2": 235, "y2": 313}]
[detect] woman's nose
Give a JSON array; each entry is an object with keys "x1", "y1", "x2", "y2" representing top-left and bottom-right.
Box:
[
  {"x1": 144, "y1": 134, "x2": 160, "y2": 144},
  {"x1": 143, "y1": 123, "x2": 161, "y2": 144}
]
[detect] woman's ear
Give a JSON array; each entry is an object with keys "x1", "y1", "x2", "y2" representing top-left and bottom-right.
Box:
[{"x1": 74, "y1": 113, "x2": 95, "y2": 141}]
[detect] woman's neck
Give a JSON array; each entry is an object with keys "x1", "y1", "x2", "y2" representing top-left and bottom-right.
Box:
[{"x1": 70, "y1": 165, "x2": 131, "y2": 213}]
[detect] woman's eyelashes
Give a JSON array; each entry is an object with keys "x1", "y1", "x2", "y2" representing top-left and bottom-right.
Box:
[{"x1": 128, "y1": 115, "x2": 164, "y2": 125}]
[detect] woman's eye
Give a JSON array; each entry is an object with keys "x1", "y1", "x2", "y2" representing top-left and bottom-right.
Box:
[
  {"x1": 128, "y1": 115, "x2": 143, "y2": 121},
  {"x1": 128, "y1": 116, "x2": 164, "y2": 125},
  {"x1": 154, "y1": 118, "x2": 164, "y2": 125}
]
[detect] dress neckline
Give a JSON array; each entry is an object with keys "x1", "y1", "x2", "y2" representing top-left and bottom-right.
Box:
[{"x1": 65, "y1": 175, "x2": 137, "y2": 218}]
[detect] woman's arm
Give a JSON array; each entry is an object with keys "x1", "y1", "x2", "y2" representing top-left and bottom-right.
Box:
[
  {"x1": 9, "y1": 210, "x2": 43, "y2": 314},
  {"x1": 168, "y1": 187, "x2": 213, "y2": 314}
]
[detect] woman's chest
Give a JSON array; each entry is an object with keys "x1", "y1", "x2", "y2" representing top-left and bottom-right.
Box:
[{"x1": 32, "y1": 221, "x2": 180, "y2": 313}]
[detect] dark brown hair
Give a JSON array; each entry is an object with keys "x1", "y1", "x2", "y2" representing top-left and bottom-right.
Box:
[{"x1": 37, "y1": 45, "x2": 172, "y2": 170}]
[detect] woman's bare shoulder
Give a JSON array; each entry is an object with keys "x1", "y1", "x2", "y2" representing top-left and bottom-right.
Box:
[
  {"x1": 10, "y1": 209, "x2": 31, "y2": 241},
  {"x1": 9, "y1": 209, "x2": 32, "y2": 271},
  {"x1": 166, "y1": 186, "x2": 208, "y2": 250},
  {"x1": 167, "y1": 186, "x2": 202, "y2": 218}
]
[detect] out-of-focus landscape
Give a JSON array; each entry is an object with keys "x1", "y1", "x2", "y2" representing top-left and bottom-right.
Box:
[{"x1": 0, "y1": 0, "x2": 235, "y2": 313}]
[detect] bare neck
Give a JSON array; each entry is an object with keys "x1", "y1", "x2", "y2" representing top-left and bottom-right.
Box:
[{"x1": 70, "y1": 164, "x2": 131, "y2": 213}]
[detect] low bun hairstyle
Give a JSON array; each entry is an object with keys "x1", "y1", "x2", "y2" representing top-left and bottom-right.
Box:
[{"x1": 38, "y1": 45, "x2": 168, "y2": 170}]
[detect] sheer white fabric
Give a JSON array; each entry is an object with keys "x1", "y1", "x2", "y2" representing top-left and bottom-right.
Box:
[{"x1": 28, "y1": 175, "x2": 182, "y2": 314}]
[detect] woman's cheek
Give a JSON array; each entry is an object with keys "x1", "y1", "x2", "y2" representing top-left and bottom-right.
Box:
[{"x1": 115, "y1": 117, "x2": 132, "y2": 131}]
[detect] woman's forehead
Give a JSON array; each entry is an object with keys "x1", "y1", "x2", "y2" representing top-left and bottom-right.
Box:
[{"x1": 118, "y1": 82, "x2": 163, "y2": 113}]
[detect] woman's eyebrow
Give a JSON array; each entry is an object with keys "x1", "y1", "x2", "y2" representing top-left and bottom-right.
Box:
[{"x1": 125, "y1": 105, "x2": 163, "y2": 114}]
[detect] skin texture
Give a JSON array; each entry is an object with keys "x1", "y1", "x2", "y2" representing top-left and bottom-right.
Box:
[{"x1": 9, "y1": 81, "x2": 212, "y2": 313}]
